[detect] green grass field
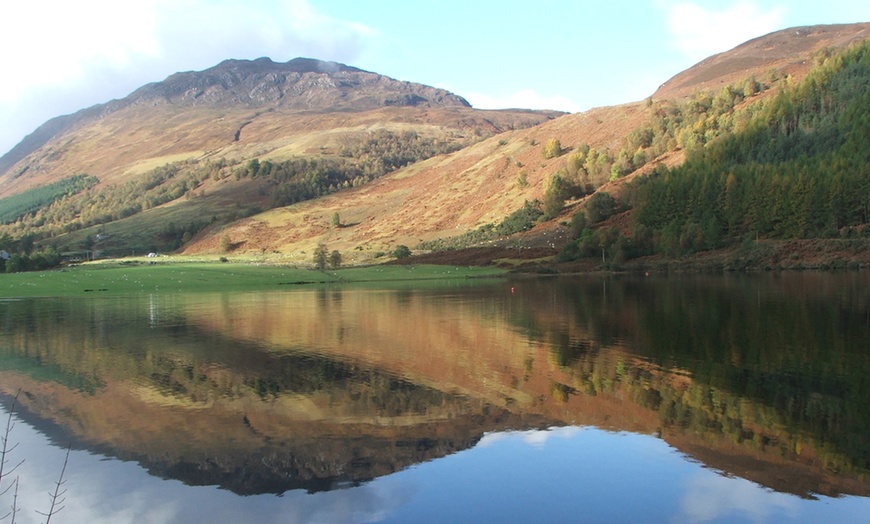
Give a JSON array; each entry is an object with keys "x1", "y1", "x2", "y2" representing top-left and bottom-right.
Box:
[{"x1": 0, "y1": 260, "x2": 506, "y2": 298}]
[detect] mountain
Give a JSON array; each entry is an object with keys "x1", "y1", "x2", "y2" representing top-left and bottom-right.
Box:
[
  {"x1": 0, "y1": 57, "x2": 471, "y2": 179},
  {"x1": 142, "y1": 56, "x2": 472, "y2": 109},
  {"x1": 1, "y1": 24, "x2": 869, "y2": 267}
]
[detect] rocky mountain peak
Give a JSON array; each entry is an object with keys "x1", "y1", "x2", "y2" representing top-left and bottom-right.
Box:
[{"x1": 127, "y1": 56, "x2": 470, "y2": 110}]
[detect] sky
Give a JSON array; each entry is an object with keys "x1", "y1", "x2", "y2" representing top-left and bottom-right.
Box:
[{"x1": 1, "y1": 0, "x2": 869, "y2": 156}]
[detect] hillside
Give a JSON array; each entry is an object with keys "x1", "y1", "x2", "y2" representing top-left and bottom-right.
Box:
[
  {"x1": 178, "y1": 103, "x2": 651, "y2": 262},
  {"x1": 1, "y1": 23, "x2": 870, "y2": 268},
  {"x1": 654, "y1": 23, "x2": 870, "y2": 100},
  {"x1": 555, "y1": 32, "x2": 870, "y2": 271}
]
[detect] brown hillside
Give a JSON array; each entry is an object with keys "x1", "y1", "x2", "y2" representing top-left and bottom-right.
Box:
[
  {"x1": 0, "y1": 105, "x2": 555, "y2": 198},
  {"x1": 180, "y1": 103, "x2": 652, "y2": 261},
  {"x1": 654, "y1": 22, "x2": 870, "y2": 100}
]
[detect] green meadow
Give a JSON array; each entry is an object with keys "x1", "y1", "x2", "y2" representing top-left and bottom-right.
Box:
[{"x1": 0, "y1": 260, "x2": 506, "y2": 298}]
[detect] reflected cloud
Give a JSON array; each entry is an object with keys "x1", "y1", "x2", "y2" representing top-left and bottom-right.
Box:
[
  {"x1": 678, "y1": 472, "x2": 799, "y2": 523},
  {"x1": 479, "y1": 426, "x2": 585, "y2": 449},
  {"x1": 17, "y1": 454, "x2": 415, "y2": 524}
]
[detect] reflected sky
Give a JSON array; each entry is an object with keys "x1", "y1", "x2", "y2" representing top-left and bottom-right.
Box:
[
  {"x1": 680, "y1": 474, "x2": 799, "y2": 523},
  {"x1": 5, "y1": 407, "x2": 866, "y2": 524}
]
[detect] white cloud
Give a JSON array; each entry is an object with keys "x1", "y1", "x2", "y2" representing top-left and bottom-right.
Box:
[
  {"x1": 465, "y1": 89, "x2": 581, "y2": 113},
  {"x1": 663, "y1": 1, "x2": 786, "y2": 61},
  {"x1": 0, "y1": 2, "x2": 159, "y2": 107},
  {"x1": 0, "y1": 0, "x2": 376, "y2": 156}
]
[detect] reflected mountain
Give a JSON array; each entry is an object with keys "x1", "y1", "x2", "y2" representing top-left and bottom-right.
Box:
[{"x1": 1, "y1": 273, "x2": 868, "y2": 497}]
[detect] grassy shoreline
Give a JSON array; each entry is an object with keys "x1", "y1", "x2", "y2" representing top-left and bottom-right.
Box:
[{"x1": 0, "y1": 259, "x2": 507, "y2": 298}]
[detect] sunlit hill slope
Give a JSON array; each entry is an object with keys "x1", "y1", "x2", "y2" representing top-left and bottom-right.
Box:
[{"x1": 1, "y1": 23, "x2": 869, "y2": 267}]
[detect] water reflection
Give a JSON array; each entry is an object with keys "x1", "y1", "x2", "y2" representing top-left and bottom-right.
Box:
[
  {"x1": 680, "y1": 473, "x2": 799, "y2": 523},
  {"x1": 4, "y1": 413, "x2": 864, "y2": 524},
  {"x1": 0, "y1": 273, "x2": 868, "y2": 513}
]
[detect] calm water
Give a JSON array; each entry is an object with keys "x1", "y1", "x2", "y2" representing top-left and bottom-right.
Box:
[{"x1": 0, "y1": 273, "x2": 868, "y2": 523}]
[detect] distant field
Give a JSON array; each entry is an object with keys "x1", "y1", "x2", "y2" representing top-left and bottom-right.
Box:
[{"x1": 0, "y1": 260, "x2": 506, "y2": 298}]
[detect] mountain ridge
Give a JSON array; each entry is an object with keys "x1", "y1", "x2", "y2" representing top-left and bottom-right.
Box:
[{"x1": 128, "y1": 56, "x2": 471, "y2": 109}]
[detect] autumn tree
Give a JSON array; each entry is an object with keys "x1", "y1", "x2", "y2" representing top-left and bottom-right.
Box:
[
  {"x1": 542, "y1": 172, "x2": 567, "y2": 219},
  {"x1": 543, "y1": 138, "x2": 563, "y2": 159}
]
